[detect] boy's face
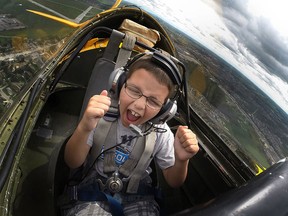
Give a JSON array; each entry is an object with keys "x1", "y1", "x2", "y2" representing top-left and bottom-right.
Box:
[{"x1": 119, "y1": 68, "x2": 169, "y2": 127}]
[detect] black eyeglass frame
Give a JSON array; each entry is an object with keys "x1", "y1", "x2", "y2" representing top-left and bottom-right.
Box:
[{"x1": 124, "y1": 82, "x2": 164, "y2": 110}]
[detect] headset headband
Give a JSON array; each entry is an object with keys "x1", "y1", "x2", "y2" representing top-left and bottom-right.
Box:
[
  {"x1": 123, "y1": 50, "x2": 182, "y2": 87},
  {"x1": 150, "y1": 51, "x2": 182, "y2": 86}
]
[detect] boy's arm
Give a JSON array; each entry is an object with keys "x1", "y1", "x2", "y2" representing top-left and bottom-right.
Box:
[
  {"x1": 64, "y1": 124, "x2": 92, "y2": 169},
  {"x1": 162, "y1": 158, "x2": 189, "y2": 188},
  {"x1": 162, "y1": 126, "x2": 199, "y2": 187},
  {"x1": 64, "y1": 90, "x2": 111, "y2": 169}
]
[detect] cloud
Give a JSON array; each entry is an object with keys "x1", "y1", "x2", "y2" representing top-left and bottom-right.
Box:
[{"x1": 220, "y1": 1, "x2": 288, "y2": 81}]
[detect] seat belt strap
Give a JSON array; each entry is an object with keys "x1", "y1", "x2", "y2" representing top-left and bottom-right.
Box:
[
  {"x1": 126, "y1": 132, "x2": 156, "y2": 193},
  {"x1": 105, "y1": 34, "x2": 136, "y2": 120},
  {"x1": 115, "y1": 34, "x2": 136, "y2": 69},
  {"x1": 105, "y1": 93, "x2": 119, "y2": 121},
  {"x1": 77, "y1": 183, "x2": 124, "y2": 216},
  {"x1": 79, "y1": 30, "x2": 124, "y2": 120},
  {"x1": 90, "y1": 118, "x2": 117, "y2": 166},
  {"x1": 103, "y1": 29, "x2": 124, "y2": 60},
  {"x1": 88, "y1": 32, "x2": 137, "y2": 164},
  {"x1": 118, "y1": 135, "x2": 145, "y2": 177}
]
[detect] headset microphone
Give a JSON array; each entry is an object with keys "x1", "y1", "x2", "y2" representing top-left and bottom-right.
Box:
[
  {"x1": 129, "y1": 123, "x2": 155, "y2": 136},
  {"x1": 129, "y1": 124, "x2": 145, "y2": 136}
]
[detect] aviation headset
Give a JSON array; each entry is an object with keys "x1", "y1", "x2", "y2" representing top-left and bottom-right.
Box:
[{"x1": 108, "y1": 50, "x2": 183, "y2": 124}]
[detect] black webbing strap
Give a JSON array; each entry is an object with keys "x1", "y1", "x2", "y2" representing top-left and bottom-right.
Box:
[
  {"x1": 79, "y1": 30, "x2": 124, "y2": 119},
  {"x1": 103, "y1": 29, "x2": 125, "y2": 60},
  {"x1": 77, "y1": 183, "x2": 124, "y2": 216}
]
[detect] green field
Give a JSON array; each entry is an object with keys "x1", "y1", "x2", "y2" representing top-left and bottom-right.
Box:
[
  {"x1": 0, "y1": 0, "x2": 115, "y2": 40},
  {"x1": 34, "y1": 0, "x2": 91, "y2": 19}
]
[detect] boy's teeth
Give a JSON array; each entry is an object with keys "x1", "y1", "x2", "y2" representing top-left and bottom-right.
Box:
[{"x1": 131, "y1": 110, "x2": 140, "y2": 117}]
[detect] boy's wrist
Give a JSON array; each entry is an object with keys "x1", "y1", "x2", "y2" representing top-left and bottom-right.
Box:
[{"x1": 77, "y1": 122, "x2": 93, "y2": 134}]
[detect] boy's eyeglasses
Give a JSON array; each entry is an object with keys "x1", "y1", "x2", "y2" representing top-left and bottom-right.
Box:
[{"x1": 124, "y1": 83, "x2": 163, "y2": 110}]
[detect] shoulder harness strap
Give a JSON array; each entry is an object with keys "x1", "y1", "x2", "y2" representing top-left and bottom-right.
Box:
[
  {"x1": 92, "y1": 118, "x2": 157, "y2": 194},
  {"x1": 125, "y1": 131, "x2": 156, "y2": 193},
  {"x1": 88, "y1": 32, "x2": 137, "y2": 164},
  {"x1": 90, "y1": 118, "x2": 117, "y2": 165}
]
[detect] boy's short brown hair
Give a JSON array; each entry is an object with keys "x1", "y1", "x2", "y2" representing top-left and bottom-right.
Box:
[{"x1": 126, "y1": 54, "x2": 177, "y2": 99}]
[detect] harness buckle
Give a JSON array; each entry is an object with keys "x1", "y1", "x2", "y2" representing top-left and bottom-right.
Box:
[
  {"x1": 106, "y1": 171, "x2": 123, "y2": 193},
  {"x1": 97, "y1": 171, "x2": 124, "y2": 194}
]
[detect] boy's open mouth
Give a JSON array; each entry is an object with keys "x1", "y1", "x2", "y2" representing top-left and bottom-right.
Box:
[{"x1": 127, "y1": 109, "x2": 141, "y2": 122}]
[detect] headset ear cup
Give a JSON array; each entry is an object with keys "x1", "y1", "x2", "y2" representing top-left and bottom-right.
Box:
[
  {"x1": 116, "y1": 72, "x2": 127, "y2": 97},
  {"x1": 149, "y1": 99, "x2": 177, "y2": 124},
  {"x1": 108, "y1": 67, "x2": 127, "y2": 96}
]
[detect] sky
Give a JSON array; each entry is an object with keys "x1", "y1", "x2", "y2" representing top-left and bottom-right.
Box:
[{"x1": 125, "y1": 0, "x2": 288, "y2": 113}]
